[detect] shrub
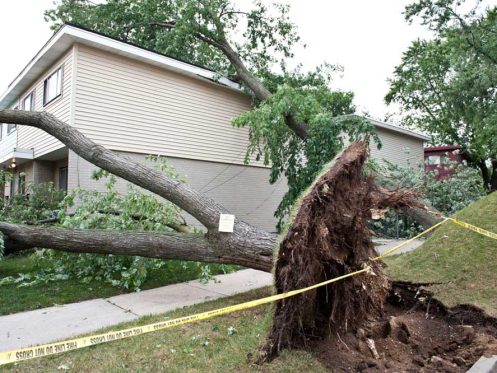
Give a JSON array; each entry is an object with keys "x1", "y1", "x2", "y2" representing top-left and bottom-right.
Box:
[
  {"x1": 371, "y1": 154, "x2": 486, "y2": 238},
  {"x1": 0, "y1": 156, "x2": 237, "y2": 290}
]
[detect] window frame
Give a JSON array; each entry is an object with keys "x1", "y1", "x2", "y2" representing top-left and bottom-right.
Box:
[
  {"x1": 58, "y1": 166, "x2": 68, "y2": 192},
  {"x1": 43, "y1": 67, "x2": 63, "y2": 107},
  {"x1": 7, "y1": 105, "x2": 20, "y2": 135},
  {"x1": 425, "y1": 155, "x2": 441, "y2": 166},
  {"x1": 18, "y1": 173, "x2": 26, "y2": 195}
]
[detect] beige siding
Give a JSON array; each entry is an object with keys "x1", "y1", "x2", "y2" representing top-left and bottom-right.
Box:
[
  {"x1": 67, "y1": 150, "x2": 286, "y2": 232},
  {"x1": 370, "y1": 127, "x2": 425, "y2": 168},
  {"x1": 17, "y1": 49, "x2": 73, "y2": 157},
  {"x1": 73, "y1": 45, "x2": 258, "y2": 166}
]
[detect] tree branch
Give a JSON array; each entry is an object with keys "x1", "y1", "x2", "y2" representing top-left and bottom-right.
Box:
[
  {"x1": 152, "y1": 16, "x2": 309, "y2": 141},
  {"x1": 0, "y1": 110, "x2": 225, "y2": 230}
]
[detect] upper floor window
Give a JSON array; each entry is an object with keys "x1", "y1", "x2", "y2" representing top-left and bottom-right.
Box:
[
  {"x1": 44, "y1": 68, "x2": 62, "y2": 106},
  {"x1": 23, "y1": 92, "x2": 34, "y2": 111},
  {"x1": 7, "y1": 105, "x2": 20, "y2": 135}
]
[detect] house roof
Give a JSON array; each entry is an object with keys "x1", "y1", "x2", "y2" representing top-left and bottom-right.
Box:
[
  {"x1": 425, "y1": 145, "x2": 462, "y2": 152},
  {"x1": 0, "y1": 24, "x2": 241, "y2": 110}
]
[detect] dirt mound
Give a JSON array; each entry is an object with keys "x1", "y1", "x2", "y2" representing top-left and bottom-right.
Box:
[
  {"x1": 260, "y1": 142, "x2": 423, "y2": 362},
  {"x1": 313, "y1": 283, "x2": 497, "y2": 372}
]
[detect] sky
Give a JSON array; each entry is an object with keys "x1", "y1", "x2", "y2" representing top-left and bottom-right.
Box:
[{"x1": 0, "y1": 0, "x2": 434, "y2": 120}]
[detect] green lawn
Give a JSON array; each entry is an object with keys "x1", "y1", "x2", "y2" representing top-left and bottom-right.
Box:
[
  {"x1": 385, "y1": 191, "x2": 497, "y2": 316},
  {"x1": 0, "y1": 288, "x2": 326, "y2": 373},
  {"x1": 0, "y1": 254, "x2": 235, "y2": 316}
]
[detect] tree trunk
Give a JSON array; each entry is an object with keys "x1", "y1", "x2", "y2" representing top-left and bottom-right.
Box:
[
  {"x1": 0, "y1": 222, "x2": 276, "y2": 272},
  {"x1": 490, "y1": 160, "x2": 497, "y2": 192},
  {"x1": 0, "y1": 109, "x2": 278, "y2": 271},
  {"x1": 478, "y1": 160, "x2": 491, "y2": 191}
]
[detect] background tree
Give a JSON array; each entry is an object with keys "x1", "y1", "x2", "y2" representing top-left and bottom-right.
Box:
[{"x1": 386, "y1": 0, "x2": 497, "y2": 191}]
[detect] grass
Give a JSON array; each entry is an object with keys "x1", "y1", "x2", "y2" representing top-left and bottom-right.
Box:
[
  {"x1": 385, "y1": 191, "x2": 497, "y2": 316},
  {"x1": 0, "y1": 254, "x2": 235, "y2": 316},
  {"x1": 0, "y1": 288, "x2": 327, "y2": 373}
]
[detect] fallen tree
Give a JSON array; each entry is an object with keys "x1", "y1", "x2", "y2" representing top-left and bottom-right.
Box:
[{"x1": 0, "y1": 1, "x2": 443, "y2": 362}]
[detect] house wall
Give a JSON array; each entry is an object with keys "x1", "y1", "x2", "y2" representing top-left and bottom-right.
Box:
[
  {"x1": 67, "y1": 150, "x2": 286, "y2": 232},
  {"x1": 73, "y1": 45, "x2": 258, "y2": 166},
  {"x1": 370, "y1": 126, "x2": 425, "y2": 167},
  {"x1": 16, "y1": 48, "x2": 73, "y2": 157}
]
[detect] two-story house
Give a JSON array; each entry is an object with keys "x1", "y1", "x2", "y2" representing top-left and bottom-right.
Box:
[{"x1": 0, "y1": 24, "x2": 429, "y2": 231}]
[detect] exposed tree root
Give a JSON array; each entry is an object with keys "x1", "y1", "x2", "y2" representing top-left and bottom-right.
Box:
[{"x1": 259, "y1": 142, "x2": 424, "y2": 362}]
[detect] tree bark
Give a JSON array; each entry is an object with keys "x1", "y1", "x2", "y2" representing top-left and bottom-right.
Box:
[
  {"x1": 0, "y1": 222, "x2": 275, "y2": 272},
  {"x1": 478, "y1": 160, "x2": 491, "y2": 190},
  {"x1": 490, "y1": 160, "x2": 497, "y2": 192},
  {"x1": 401, "y1": 204, "x2": 443, "y2": 230}
]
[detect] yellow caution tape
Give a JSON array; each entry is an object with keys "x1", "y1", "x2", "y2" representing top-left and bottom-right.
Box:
[
  {"x1": 0, "y1": 268, "x2": 369, "y2": 366},
  {"x1": 372, "y1": 218, "x2": 449, "y2": 261},
  {"x1": 1, "y1": 216, "x2": 494, "y2": 366},
  {"x1": 448, "y1": 218, "x2": 497, "y2": 241}
]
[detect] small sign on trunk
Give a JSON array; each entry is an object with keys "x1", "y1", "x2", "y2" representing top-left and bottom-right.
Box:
[{"x1": 218, "y1": 214, "x2": 235, "y2": 233}]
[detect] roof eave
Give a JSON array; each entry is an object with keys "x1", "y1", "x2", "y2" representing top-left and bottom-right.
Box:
[{"x1": 0, "y1": 24, "x2": 242, "y2": 110}]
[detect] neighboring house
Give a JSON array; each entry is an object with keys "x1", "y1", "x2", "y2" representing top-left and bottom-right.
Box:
[
  {"x1": 0, "y1": 24, "x2": 429, "y2": 231},
  {"x1": 425, "y1": 145, "x2": 464, "y2": 180}
]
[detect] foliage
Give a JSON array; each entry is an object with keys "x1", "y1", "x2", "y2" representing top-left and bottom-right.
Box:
[
  {"x1": 234, "y1": 66, "x2": 379, "y2": 229},
  {"x1": 0, "y1": 254, "x2": 238, "y2": 315},
  {"x1": 45, "y1": 0, "x2": 300, "y2": 77},
  {"x1": 386, "y1": 0, "x2": 497, "y2": 190},
  {"x1": 371, "y1": 151, "x2": 485, "y2": 237},
  {"x1": 44, "y1": 0, "x2": 376, "y2": 231},
  {"x1": 0, "y1": 182, "x2": 65, "y2": 224},
  {"x1": 1, "y1": 157, "x2": 236, "y2": 291}
]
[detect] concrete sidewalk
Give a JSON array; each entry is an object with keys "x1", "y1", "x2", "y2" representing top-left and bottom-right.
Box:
[
  {"x1": 374, "y1": 238, "x2": 424, "y2": 255},
  {"x1": 0, "y1": 269, "x2": 272, "y2": 352}
]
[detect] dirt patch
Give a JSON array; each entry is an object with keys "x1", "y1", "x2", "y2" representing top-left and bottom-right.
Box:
[
  {"x1": 312, "y1": 283, "x2": 497, "y2": 372},
  {"x1": 259, "y1": 142, "x2": 424, "y2": 362}
]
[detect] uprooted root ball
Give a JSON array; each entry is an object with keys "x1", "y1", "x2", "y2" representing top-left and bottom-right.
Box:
[{"x1": 259, "y1": 142, "x2": 422, "y2": 362}]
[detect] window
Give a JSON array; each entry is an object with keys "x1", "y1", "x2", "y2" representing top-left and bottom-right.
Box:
[
  {"x1": 426, "y1": 155, "x2": 441, "y2": 165},
  {"x1": 9, "y1": 179, "x2": 15, "y2": 198},
  {"x1": 44, "y1": 68, "x2": 62, "y2": 106},
  {"x1": 0, "y1": 123, "x2": 3, "y2": 141},
  {"x1": 7, "y1": 105, "x2": 20, "y2": 135},
  {"x1": 7, "y1": 123, "x2": 16, "y2": 134},
  {"x1": 23, "y1": 92, "x2": 34, "y2": 111},
  {"x1": 59, "y1": 167, "x2": 68, "y2": 192},
  {"x1": 18, "y1": 174, "x2": 26, "y2": 195}
]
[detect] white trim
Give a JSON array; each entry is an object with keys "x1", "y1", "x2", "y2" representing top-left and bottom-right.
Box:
[
  {"x1": 366, "y1": 117, "x2": 431, "y2": 141},
  {"x1": 0, "y1": 148, "x2": 34, "y2": 165},
  {"x1": 69, "y1": 44, "x2": 78, "y2": 127},
  {"x1": 346, "y1": 115, "x2": 431, "y2": 141},
  {"x1": 0, "y1": 24, "x2": 241, "y2": 109}
]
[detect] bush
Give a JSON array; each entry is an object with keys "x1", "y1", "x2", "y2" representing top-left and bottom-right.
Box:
[
  {"x1": 371, "y1": 154, "x2": 486, "y2": 238},
  {"x1": 0, "y1": 157, "x2": 237, "y2": 290},
  {"x1": 0, "y1": 182, "x2": 65, "y2": 224}
]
